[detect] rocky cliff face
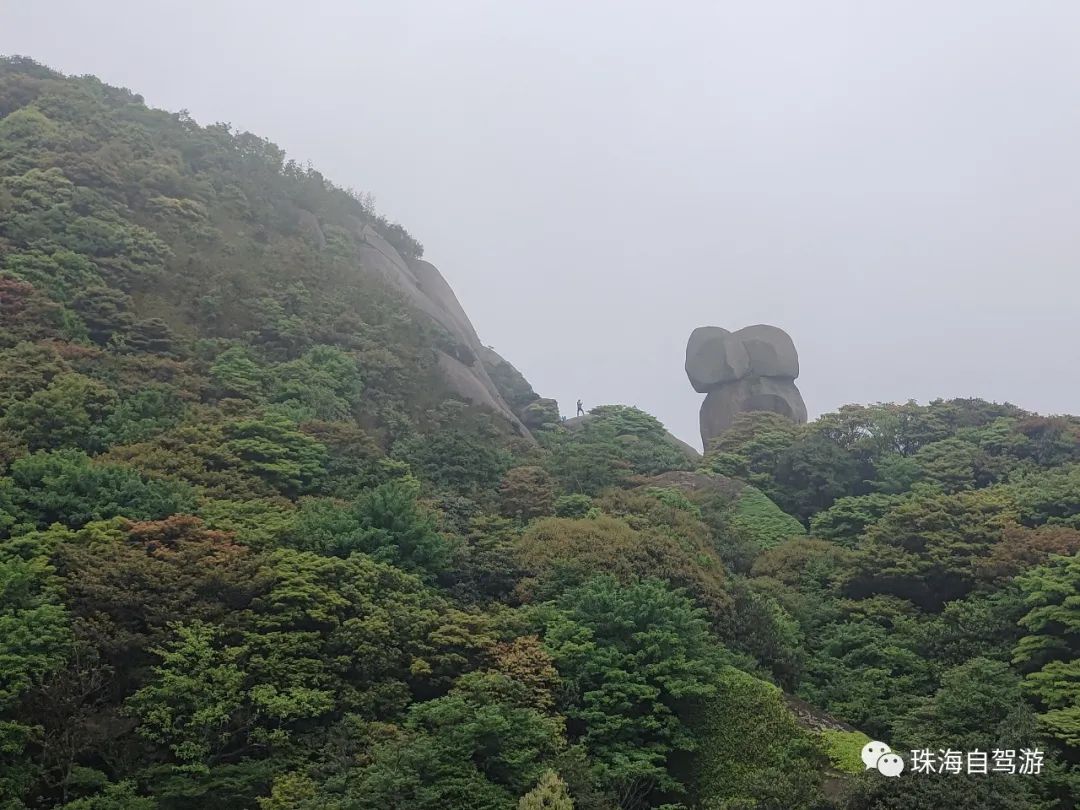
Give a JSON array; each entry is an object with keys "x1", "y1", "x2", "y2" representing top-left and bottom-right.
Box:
[{"x1": 348, "y1": 222, "x2": 531, "y2": 435}]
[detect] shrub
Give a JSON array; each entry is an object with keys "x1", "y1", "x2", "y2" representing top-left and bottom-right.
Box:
[
  {"x1": 553, "y1": 494, "x2": 592, "y2": 518},
  {"x1": 5, "y1": 449, "x2": 194, "y2": 529},
  {"x1": 729, "y1": 486, "x2": 806, "y2": 551},
  {"x1": 692, "y1": 668, "x2": 825, "y2": 808},
  {"x1": 499, "y1": 466, "x2": 556, "y2": 522}
]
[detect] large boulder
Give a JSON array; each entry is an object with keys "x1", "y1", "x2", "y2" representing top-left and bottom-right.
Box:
[
  {"x1": 700, "y1": 377, "x2": 807, "y2": 441},
  {"x1": 686, "y1": 323, "x2": 807, "y2": 449},
  {"x1": 685, "y1": 326, "x2": 750, "y2": 393},
  {"x1": 730, "y1": 324, "x2": 799, "y2": 378}
]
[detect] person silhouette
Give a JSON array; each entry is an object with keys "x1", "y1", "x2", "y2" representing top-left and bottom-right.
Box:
[{"x1": 576, "y1": 399, "x2": 584, "y2": 416}]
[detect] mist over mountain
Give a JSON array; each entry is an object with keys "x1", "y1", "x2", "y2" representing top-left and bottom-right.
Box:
[
  {"x1": 7, "y1": 2, "x2": 1080, "y2": 448},
  {"x1": 0, "y1": 58, "x2": 1077, "y2": 810}
]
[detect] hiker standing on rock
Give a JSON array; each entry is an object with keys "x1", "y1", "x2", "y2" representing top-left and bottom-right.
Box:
[{"x1": 576, "y1": 399, "x2": 584, "y2": 416}]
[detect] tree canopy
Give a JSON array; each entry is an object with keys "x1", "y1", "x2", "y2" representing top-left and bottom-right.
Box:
[{"x1": 0, "y1": 57, "x2": 1077, "y2": 810}]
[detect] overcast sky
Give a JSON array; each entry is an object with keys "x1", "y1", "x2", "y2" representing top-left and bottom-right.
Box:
[{"x1": 4, "y1": 1, "x2": 1079, "y2": 447}]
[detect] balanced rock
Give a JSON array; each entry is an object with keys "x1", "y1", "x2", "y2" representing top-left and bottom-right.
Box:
[
  {"x1": 699, "y1": 377, "x2": 807, "y2": 441},
  {"x1": 686, "y1": 324, "x2": 807, "y2": 449},
  {"x1": 685, "y1": 326, "x2": 750, "y2": 393},
  {"x1": 730, "y1": 324, "x2": 799, "y2": 379}
]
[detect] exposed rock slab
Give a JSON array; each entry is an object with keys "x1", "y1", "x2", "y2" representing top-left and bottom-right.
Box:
[
  {"x1": 478, "y1": 345, "x2": 548, "y2": 419},
  {"x1": 641, "y1": 470, "x2": 743, "y2": 499},
  {"x1": 344, "y1": 222, "x2": 529, "y2": 435},
  {"x1": 435, "y1": 351, "x2": 522, "y2": 427}
]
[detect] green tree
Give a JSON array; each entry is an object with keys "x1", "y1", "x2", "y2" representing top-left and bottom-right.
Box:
[
  {"x1": 1012, "y1": 553, "x2": 1080, "y2": 748},
  {"x1": 693, "y1": 667, "x2": 825, "y2": 810},
  {"x1": 2, "y1": 373, "x2": 117, "y2": 452},
  {"x1": 553, "y1": 494, "x2": 593, "y2": 518},
  {"x1": 771, "y1": 434, "x2": 864, "y2": 521},
  {"x1": 1006, "y1": 464, "x2": 1080, "y2": 528},
  {"x1": 125, "y1": 548, "x2": 449, "y2": 796},
  {"x1": 849, "y1": 489, "x2": 1018, "y2": 609},
  {"x1": 285, "y1": 479, "x2": 450, "y2": 576},
  {"x1": 841, "y1": 770, "x2": 1052, "y2": 810},
  {"x1": 245, "y1": 549, "x2": 445, "y2": 718},
  {"x1": 209, "y1": 345, "x2": 267, "y2": 401},
  {"x1": 704, "y1": 410, "x2": 802, "y2": 485},
  {"x1": 808, "y1": 493, "x2": 904, "y2": 546},
  {"x1": 499, "y1": 465, "x2": 556, "y2": 522},
  {"x1": 917, "y1": 590, "x2": 1027, "y2": 667},
  {"x1": 799, "y1": 617, "x2": 932, "y2": 740},
  {"x1": 221, "y1": 413, "x2": 326, "y2": 496},
  {"x1": 912, "y1": 436, "x2": 1005, "y2": 492},
  {"x1": 121, "y1": 317, "x2": 176, "y2": 356},
  {"x1": 258, "y1": 773, "x2": 326, "y2": 810},
  {"x1": 70, "y1": 286, "x2": 134, "y2": 346},
  {"x1": 57, "y1": 780, "x2": 156, "y2": 810},
  {"x1": 4, "y1": 450, "x2": 194, "y2": 530},
  {"x1": 541, "y1": 405, "x2": 689, "y2": 496},
  {"x1": 0, "y1": 340, "x2": 70, "y2": 410},
  {"x1": 269, "y1": 345, "x2": 363, "y2": 420},
  {"x1": 541, "y1": 576, "x2": 720, "y2": 804},
  {"x1": 0, "y1": 277, "x2": 71, "y2": 345},
  {"x1": 443, "y1": 515, "x2": 524, "y2": 603},
  {"x1": 517, "y1": 515, "x2": 730, "y2": 623},
  {"x1": 2, "y1": 247, "x2": 100, "y2": 302},
  {"x1": 393, "y1": 427, "x2": 511, "y2": 499},
  {"x1": 892, "y1": 658, "x2": 1034, "y2": 750},
  {"x1": 127, "y1": 621, "x2": 258, "y2": 771},
  {"x1": 722, "y1": 578, "x2": 804, "y2": 688},
  {"x1": 519, "y1": 770, "x2": 574, "y2": 809},
  {"x1": 55, "y1": 516, "x2": 261, "y2": 677},
  {"x1": 0, "y1": 550, "x2": 71, "y2": 797},
  {"x1": 341, "y1": 672, "x2": 564, "y2": 810},
  {"x1": 101, "y1": 387, "x2": 186, "y2": 445}
]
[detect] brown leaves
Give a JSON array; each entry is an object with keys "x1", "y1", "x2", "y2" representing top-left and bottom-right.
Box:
[{"x1": 57, "y1": 516, "x2": 263, "y2": 677}]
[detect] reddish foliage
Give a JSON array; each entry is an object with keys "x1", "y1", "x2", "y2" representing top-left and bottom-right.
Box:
[
  {"x1": 976, "y1": 523, "x2": 1080, "y2": 582},
  {"x1": 0, "y1": 277, "x2": 64, "y2": 341},
  {"x1": 56, "y1": 515, "x2": 265, "y2": 687}
]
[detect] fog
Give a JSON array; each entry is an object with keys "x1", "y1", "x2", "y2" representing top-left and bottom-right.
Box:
[{"x1": 5, "y1": 1, "x2": 1079, "y2": 447}]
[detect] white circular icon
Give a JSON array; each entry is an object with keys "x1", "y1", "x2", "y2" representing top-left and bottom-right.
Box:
[
  {"x1": 876, "y1": 752, "x2": 905, "y2": 777},
  {"x1": 861, "y1": 741, "x2": 892, "y2": 770}
]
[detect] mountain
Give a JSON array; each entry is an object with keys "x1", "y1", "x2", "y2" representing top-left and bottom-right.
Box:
[{"x1": 0, "y1": 57, "x2": 1077, "y2": 810}]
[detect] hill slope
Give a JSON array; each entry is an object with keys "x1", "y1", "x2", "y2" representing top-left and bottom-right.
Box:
[{"x1": 0, "y1": 58, "x2": 1077, "y2": 810}]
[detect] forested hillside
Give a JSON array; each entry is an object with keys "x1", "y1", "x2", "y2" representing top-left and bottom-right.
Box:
[{"x1": 0, "y1": 57, "x2": 1077, "y2": 810}]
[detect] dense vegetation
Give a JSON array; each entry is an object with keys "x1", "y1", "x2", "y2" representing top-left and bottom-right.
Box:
[{"x1": 0, "y1": 57, "x2": 1077, "y2": 809}]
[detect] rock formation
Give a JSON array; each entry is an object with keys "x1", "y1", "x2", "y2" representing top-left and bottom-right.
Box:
[
  {"x1": 686, "y1": 324, "x2": 807, "y2": 448},
  {"x1": 345, "y1": 220, "x2": 530, "y2": 435}
]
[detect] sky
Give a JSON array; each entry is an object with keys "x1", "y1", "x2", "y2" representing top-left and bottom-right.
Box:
[{"x1": 4, "y1": 1, "x2": 1079, "y2": 448}]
